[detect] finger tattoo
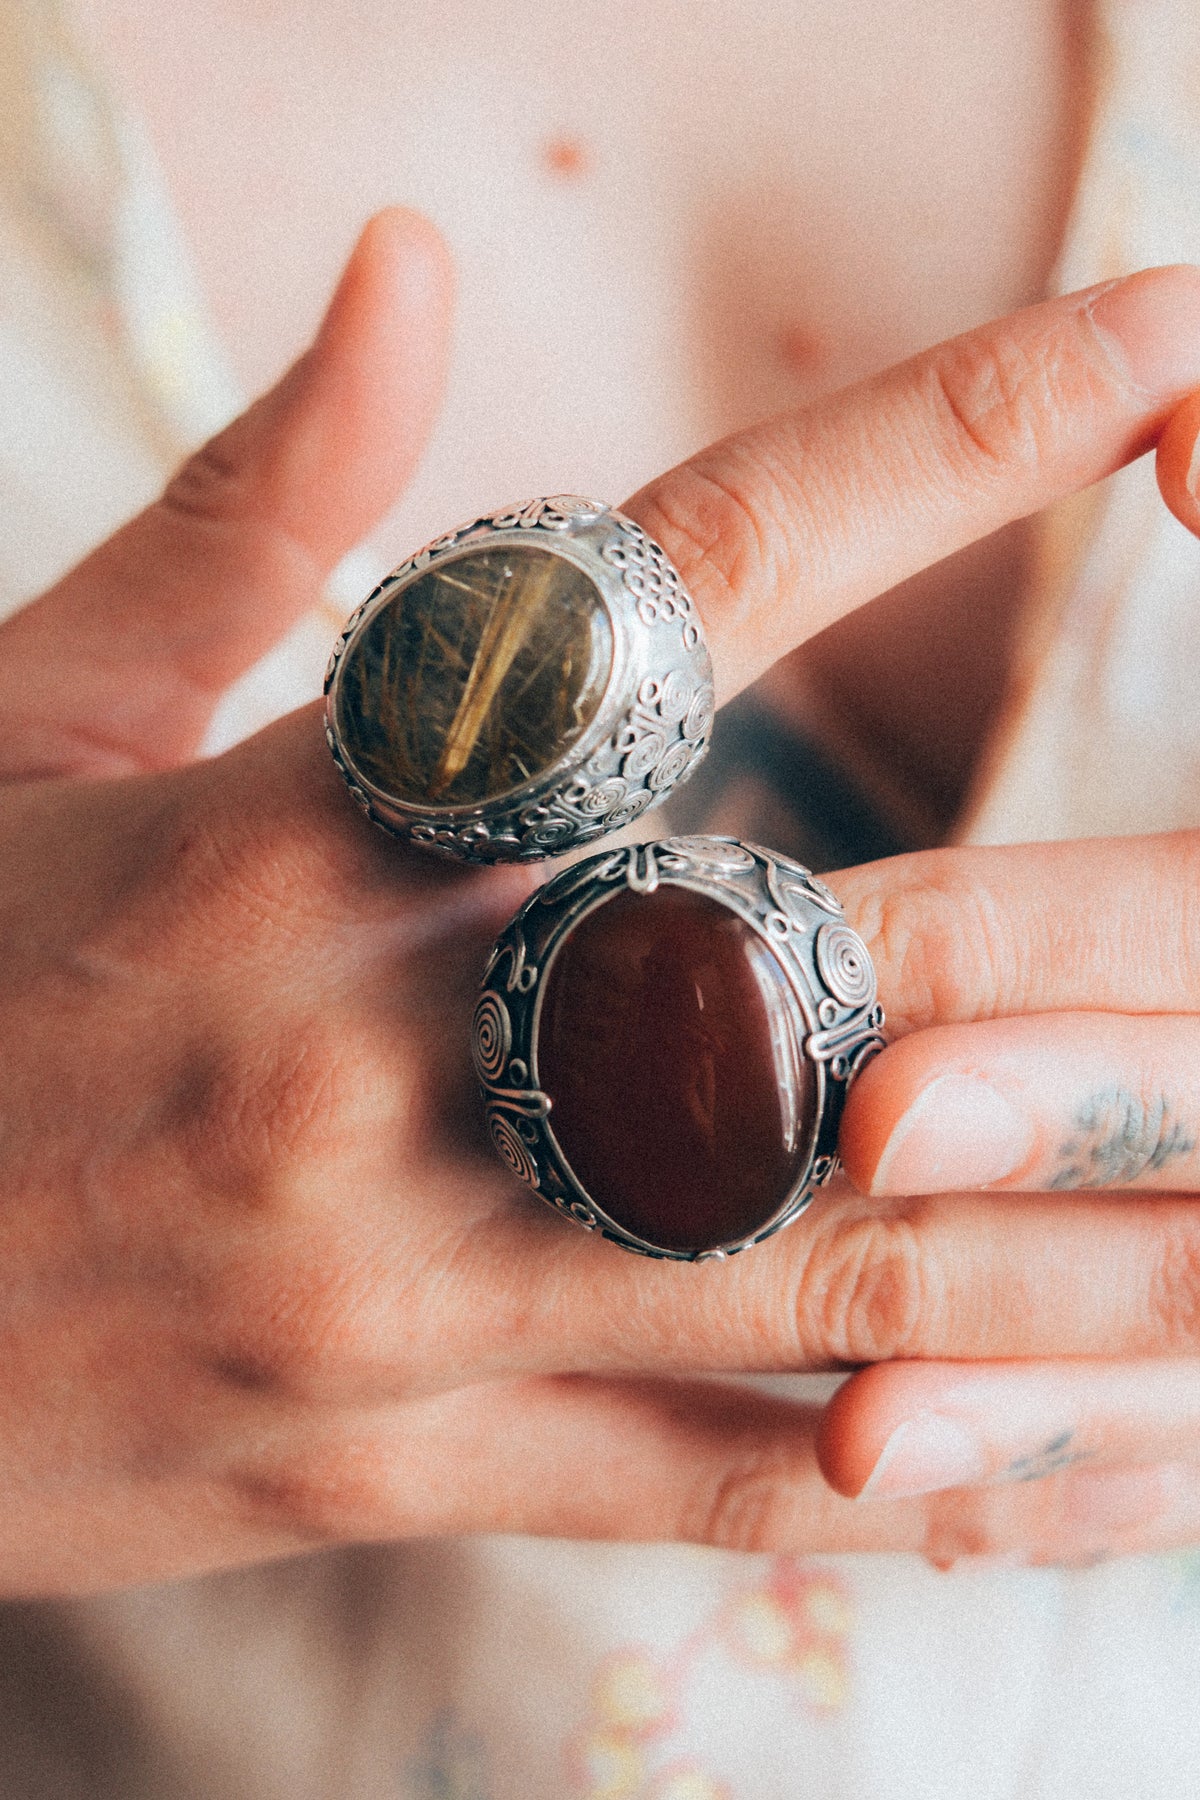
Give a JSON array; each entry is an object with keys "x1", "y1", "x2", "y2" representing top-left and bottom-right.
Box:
[
  {"x1": 1001, "y1": 1430, "x2": 1091, "y2": 1484},
  {"x1": 1048, "y1": 1089, "x2": 1195, "y2": 1190}
]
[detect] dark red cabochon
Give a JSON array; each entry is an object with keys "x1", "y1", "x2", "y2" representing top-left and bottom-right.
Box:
[{"x1": 537, "y1": 885, "x2": 816, "y2": 1253}]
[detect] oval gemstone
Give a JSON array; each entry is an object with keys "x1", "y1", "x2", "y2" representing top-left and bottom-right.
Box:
[
  {"x1": 537, "y1": 886, "x2": 816, "y2": 1254},
  {"x1": 333, "y1": 543, "x2": 613, "y2": 809}
]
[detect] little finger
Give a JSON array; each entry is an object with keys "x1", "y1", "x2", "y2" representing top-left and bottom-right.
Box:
[
  {"x1": 224, "y1": 1375, "x2": 1200, "y2": 1572},
  {"x1": 820, "y1": 1356, "x2": 1200, "y2": 1511}
]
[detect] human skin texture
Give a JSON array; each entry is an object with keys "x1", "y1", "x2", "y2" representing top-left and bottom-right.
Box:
[
  {"x1": 75, "y1": 0, "x2": 1090, "y2": 839},
  {"x1": 5, "y1": 215, "x2": 1200, "y2": 1591}
]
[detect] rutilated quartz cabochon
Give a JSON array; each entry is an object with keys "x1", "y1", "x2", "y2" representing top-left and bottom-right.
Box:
[
  {"x1": 473, "y1": 837, "x2": 887, "y2": 1260},
  {"x1": 324, "y1": 497, "x2": 715, "y2": 863},
  {"x1": 331, "y1": 543, "x2": 613, "y2": 809}
]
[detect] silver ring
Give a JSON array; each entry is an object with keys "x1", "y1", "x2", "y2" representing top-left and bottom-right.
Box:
[
  {"x1": 324, "y1": 496, "x2": 714, "y2": 862},
  {"x1": 474, "y1": 836, "x2": 886, "y2": 1260}
]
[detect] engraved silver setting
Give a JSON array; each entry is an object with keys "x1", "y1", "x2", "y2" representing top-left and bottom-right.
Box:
[
  {"x1": 474, "y1": 836, "x2": 887, "y2": 1260},
  {"x1": 324, "y1": 496, "x2": 714, "y2": 863}
]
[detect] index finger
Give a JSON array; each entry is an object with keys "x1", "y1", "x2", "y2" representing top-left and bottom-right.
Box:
[{"x1": 625, "y1": 267, "x2": 1200, "y2": 701}]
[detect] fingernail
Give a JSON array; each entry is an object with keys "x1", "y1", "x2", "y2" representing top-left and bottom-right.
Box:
[
  {"x1": 869, "y1": 1073, "x2": 1035, "y2": 1196},
  {"x1": 1088, "y1": 267, "x2": 1200, "y2": 397},
  {"x1": 859, "y1": 1410, "x2": 987, "y2": 1499}
]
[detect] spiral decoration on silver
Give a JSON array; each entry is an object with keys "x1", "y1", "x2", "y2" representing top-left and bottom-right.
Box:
[
  {"x1": 487, "y1": 1110, "x2": 540, "y2": 1187},
  {"x1": 815, "y1": 922, "x2": 876, "y2": 1009},
  {"x1": 471, "y1": 992, "x2": 512, "y2": 1084},
  {"x1": 472, "y1": 837, "x2": 887, "y2": 1261}
]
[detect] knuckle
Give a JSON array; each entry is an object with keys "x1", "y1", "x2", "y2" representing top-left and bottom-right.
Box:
[
  {"x1": 151, "y1": 791, "x2": 357, "y2": 967},
  {"x1": 161, "y1": 424, "x2": 256, "y2": 529},
  {"x1": 858, "y1": 851, "x2": 1016, "y2": 1032},
  {"x1": 157, "y1": 420, "x2": 318, "y2": 601},
  {"x1": 920, "y1": 1487, "x2": 1011, "y2": 1568},
  {"x1": 924, "y1": 313, "x2": 1113, "y2": 488},
  {"x1": 179, "y1": 810, "x2": 316, "y2": 935},
  {"x1": 231, "y1": 1440, "x2": 395, "y2": 1543},
  {"x1": 632, "y1": 453, "x2": 790, "y2": 629},
  {"x1": 172, "y1": 1020, "x2": 393, "y2": 1201},
  {"x1": 799, "y1": 1211, "x2": 928, "y2": 1362},
  {"x1": 204, "y1": 1251, "x2": 387, "y2": 1403},
  {"x1": 1147, "y1": 1214, "x2": 1200, "y2": 1349},
  {"x1": 918, "y1": 1465, "x2": 1158, "y2": 1572},
  {"x1": 693, "y1": 1455, "x2": 806, "y2": 1555},
  {"x1": 122, "y1": 804, "x2": 279, "y2": 962},
  {"x1": 245, "y1": 1026, "x2": 384, "y2": 1169}
]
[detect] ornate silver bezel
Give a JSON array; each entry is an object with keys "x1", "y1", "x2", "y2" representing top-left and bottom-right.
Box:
[
  {"x1": 473, "y1": 836, "x2": 887, "y2": 1261},
  {"x1": 324, "y1": 496, "x2": 715, "y2": 863}
]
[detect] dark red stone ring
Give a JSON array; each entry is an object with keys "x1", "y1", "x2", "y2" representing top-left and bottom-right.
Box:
[{"x1": 473, "y1": 836, "x2": 886, "y2": 1260}]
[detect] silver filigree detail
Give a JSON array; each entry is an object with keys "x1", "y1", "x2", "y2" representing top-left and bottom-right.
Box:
[
  {"x1": 473, "y1": 837, "x2": 886, "y2": 1262},
  {"x1": 603, "y1": 790, "x2": 654, "y2": 830},
  {"x1": 683, "y1": 687, "x2": 714, "y2": 743},
  {"x1": 484, "y1": 930, "x2": 538, "y2": 994},
  {"x1": 488, "y1": 1110, "x2": 540, "y2": 1187},
  {"x1": 815, "y1": 922, "x2": 875, "y2": 1008},
  {"x1": 624, "y1": 843, "x2": 661, "y2": 893},
  {"x1": 471, "y1": 992, "x2": 512, "y2": 1084},
  {"x1": 658, "y1": 668, "x2": 694, "y2": 722},
  {"x1": 659, "y1": 837, "x2": 757, "y2": 874},
  {"x1": 600, "y1": 517, "x2": 700, "y2": 651},
  {"x1": 647, "y1": 739, "x2": 694, "y2": 792},
  {"x1": 488, "y1": 495, "x2": 606, "y2": 531},
  {"x1": 572, "y1": 776, "x2": 628, "y2": 817},
  {"x1": 761, "y1": 851, "x2": 846, "y2": 922},
  {"x1": 324, "y1": 498, "x2": 713, "y2": 864}
]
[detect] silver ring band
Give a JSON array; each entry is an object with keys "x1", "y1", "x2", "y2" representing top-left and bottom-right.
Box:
[
  {"x1": 324, "y1": 496, "x2": 714, "y2": 863},
  {"x1": 474, "y1": 836, "x2": 886, "y2": 1260}
]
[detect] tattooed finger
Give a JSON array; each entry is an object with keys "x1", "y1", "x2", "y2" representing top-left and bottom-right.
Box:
[
  {"x1": 840, "y1": 1011, "x2": 1200, "y2": 1197},
  {"x1": 818, "y1": 1357, "x2": 1200, "y2": 1509}
]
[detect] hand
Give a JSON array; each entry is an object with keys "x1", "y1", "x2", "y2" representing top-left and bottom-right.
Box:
[
  {"x1": 6, "y1": 215, "x2": 1200, "y2": 1594},
  {"x1": 805, "y1": 824, "x2": 1200, "y2": 1568}
]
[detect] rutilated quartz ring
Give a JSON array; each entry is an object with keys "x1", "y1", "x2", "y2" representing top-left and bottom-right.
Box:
[
  {"x1": 324, "y1": 496, "x2": 714, "y2": 863},
  {"x1": 473, "y1": 836, "x2": 887, "y2": 1260}
]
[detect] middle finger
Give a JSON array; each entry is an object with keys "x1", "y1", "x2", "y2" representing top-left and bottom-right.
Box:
[
  {"x1": 444, "y1": 1174, "x2": 1200, "y2": 1374},
  {"x1": 835, "y1": 829, "x2": 1200, "y2": 1033},
  {"x1": 625, "y1": 266, "x2": 1200, "y2": 700}
]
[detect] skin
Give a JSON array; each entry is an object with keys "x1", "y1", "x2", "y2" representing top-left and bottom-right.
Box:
[
  {"x1": 1048, "y1": 1090, "x2": 1195, "y2": 1190},
  {"x1": 8, "y1": 213, "x2": 1200, "y2": 1592},
  {"x1": 75, "y1": 0, "x2": 1089, "y2": 839}
]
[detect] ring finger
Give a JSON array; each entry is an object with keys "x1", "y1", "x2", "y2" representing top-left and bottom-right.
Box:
[{"x1": 841, "y1": 1011, "x2": 1200, "y2": 1196}]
